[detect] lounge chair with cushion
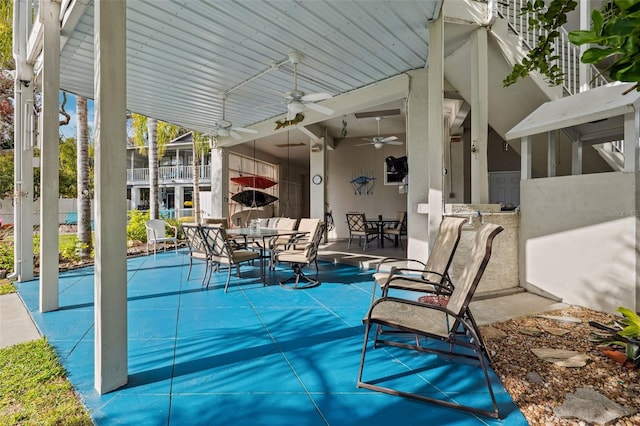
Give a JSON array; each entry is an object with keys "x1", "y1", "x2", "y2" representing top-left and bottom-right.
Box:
[{"x1": 357, "y1": 223, "x2": 504, "y2": 419}]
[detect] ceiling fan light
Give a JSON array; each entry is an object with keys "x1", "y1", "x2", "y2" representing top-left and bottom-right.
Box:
[
  {"x1": 289, "y1": 101, "x2": 305, "y2": 114},
  {"x1": 374, "y1": 142, "x2": 384, "y2": 149},
  {"x1": 217, "y1": 128, "x2": 230, "y2": 137}
]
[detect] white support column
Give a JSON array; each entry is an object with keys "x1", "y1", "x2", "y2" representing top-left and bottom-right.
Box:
[
  {"x1": 623, "y1": 110, "x2": 640, "y2": 172},
  {"x1": 470, "y1": 27, "x2": 489, "y2": 203},
  {"x1": 309, "y1": 137, "x2": 325, "y2": 220},
  {"x1": 579, "y1": 0, "x2": 590, "y2": 93},
  {"x1": 572, "y1": 138, "x2": 583, "y2": 175},
  {"x1": 39, "y1": 0, "x2": 60, "y2": 312},
  {"x1": 210, "y1": 147, "x2": 229, "y2": 219},
  {"x1": 521, "y1": 136, "x2": 532, "y2": 180},
  {"x1": 547, "y1": 130, "x2": 557, "y2": 177},
  {"x1": 427, "y1": 16, "x2": 444, "y2": 249},
  {"x1": 94, "y1": 0, "x2": 128, "y2": 394},
  {"x1": 175, "y1": 186, "x2": 184, "y2": 216}
]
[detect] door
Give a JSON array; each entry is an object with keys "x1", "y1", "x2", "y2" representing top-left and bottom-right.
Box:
[{"x1": 489, "y1": 171, "x2": 520, "y2": 207}]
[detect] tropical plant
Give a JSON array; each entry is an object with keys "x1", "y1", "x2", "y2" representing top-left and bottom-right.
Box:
[
  {"x1": 589, "y1": 306, "x2": 640, "y2": 368},
  {"x1": 0, "y1": 239, "x2": 13, "y2": 271},
  {"x1": 504, "y1": 0, "x2": 640, "y2": 91},
  {"x1": 126, "y1": 209, "x2": 150, "y2": 243}
]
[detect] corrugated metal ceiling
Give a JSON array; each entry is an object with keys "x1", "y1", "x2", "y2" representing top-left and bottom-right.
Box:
[{"x1": 58, "y1": 0, "x2": 441, "y2": 141}]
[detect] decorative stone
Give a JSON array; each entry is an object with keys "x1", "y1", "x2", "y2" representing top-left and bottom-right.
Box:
[
  {"x1": 520, "y1": 327, "x2": 544, "y2": 337},
  {"x1": 542, "y1": 326, "x2": 571, "y2": 336},
  {"x1": 483, "y1": 326, "x2": 507, "y2": 341},
  {"x1": 525, "y1": 372, "x2": 544, "y2": 384},
  {"x1": 531, "y1": 348, "x2": 589, "y2": 367},
  {"x1": 554, "y1": 387, "x2": 635, "y2": 424},
  {"x1": 535, "y1": 315, "x2": 582, "y2": 324}
]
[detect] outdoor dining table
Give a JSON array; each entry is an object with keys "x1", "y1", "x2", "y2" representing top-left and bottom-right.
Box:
[
  {"x1": 226, "y1": 227, "x2": 307, "y2": 285},
  {"x1": 365, "y1": 217, "x2": 399, "y2": 248}
]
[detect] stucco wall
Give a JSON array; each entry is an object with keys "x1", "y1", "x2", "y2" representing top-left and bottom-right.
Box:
[
  {"x1": 326, "y1": 137, "x2": 407, "y2": 239},
  {"x1": 520, "y1": 172, "x2": 637, "y2": 313}
]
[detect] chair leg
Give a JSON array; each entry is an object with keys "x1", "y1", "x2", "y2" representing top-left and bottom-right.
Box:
[
  {"x1": 347, "y1": 235, "x2": 353, "y2": 249},
  {"x1": 224, "y1": 265, "x2": 232, "y2": 293},
  {"x1": 279, "y1": 263, "x2": 320, "y2": 289},
  {"x1": 186, "y1": 258, "x2": 193, "y2": 280}
]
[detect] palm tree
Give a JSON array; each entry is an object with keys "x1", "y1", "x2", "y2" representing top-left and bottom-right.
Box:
[
  {"x1": 191, "y1": 131, "x2": 210, "y2": 225},
  {"x1": 131, "y1": 114, "x2": 179, "y2": 220},
  {"x1": 76, "y1": 95, "x2": 92, "y2": 257}
]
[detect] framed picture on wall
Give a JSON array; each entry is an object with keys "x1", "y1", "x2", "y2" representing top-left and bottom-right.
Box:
[{"x1": 384, "y1": 156, "x2": 408, "y2": 185}]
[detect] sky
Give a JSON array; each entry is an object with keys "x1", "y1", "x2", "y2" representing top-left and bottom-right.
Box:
[{"x1": 58, "y1": 91, "x2": 95, "y2": 140}]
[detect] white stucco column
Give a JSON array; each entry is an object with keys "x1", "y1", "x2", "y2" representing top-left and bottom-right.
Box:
[
  {"x1": 94, "y1": 0, "x2": 128, "y2": 394},
  {"x1": 210, "y1": 147, "x2": 229, "y2": 219},
  {"x1": 426, "y1": 16, "x2": 444, "y2": 248},
  {"x1": 470, "y1": 27, "x2": 489, "y2": 203},
  {"x1": 11, "y1": 70, "x2": 35, "y2": 282},
  {"x1": 623, "y1": 110, "x2": 640, "y2": 172},
  {"x1": 406, "y1": 69, "x2": 430, "y2": 260},
  {"x1": 39, "y1": 0, "x2": 61, "y2": 312},
  {"x1": 309, "y1": 138, "x2": 325, "y2": 220},
  {"x1": 572, "y1": 138, "x2": 583, "y2": 175},
  {"x1": 579, "y1": 0, "x2": 590, "y2": 93},
  {"x1": 547, "y1": 131, "x2": 557, "y2": 177},
  {"x1": 521, "y1": 136, "x2": 532, "y2": 180}
]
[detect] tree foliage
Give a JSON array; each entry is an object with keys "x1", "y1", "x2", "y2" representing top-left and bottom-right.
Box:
[
  {"x1": 0, "y1": 0, "x2": 13, "y2": 69},
  {"x1": 504, "y1": 0, "x2": 640, "y2": 91}
]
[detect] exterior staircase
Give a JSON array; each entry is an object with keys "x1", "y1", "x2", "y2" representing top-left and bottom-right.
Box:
[{"x1": 442, "y1": 0, "x2": 622, "y2": 176}]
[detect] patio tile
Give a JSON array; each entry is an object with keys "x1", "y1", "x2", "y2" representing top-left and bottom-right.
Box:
[{"x1": 16, "y1": 251, "x2": 529, "y2": 425}]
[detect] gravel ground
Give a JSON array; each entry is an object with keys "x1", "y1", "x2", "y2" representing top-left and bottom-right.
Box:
[{"x1": 481, "y1": 306, "x2": 640, "y2": 425}]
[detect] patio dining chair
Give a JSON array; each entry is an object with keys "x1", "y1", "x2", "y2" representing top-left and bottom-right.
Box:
[
  {"x1": 145, "y1": 219, "x2": 178, "y2": 256},
  {"x1": 270, "y1": 218, "x2": 321, "y2": 270},
  {"x1": 199, "y1": 224, "x2": 261, "y2": 292},
  {"x1": 382, "y1": 211, "x2": 407, "y2": 249},
  {"x1": 181, "y1": 222, "x2": 211, "y2": 284},
  {"x1": 357, "y1": 223, "x2": 504, "y2": 419},
  {"x1": 274, "y1": 221, "x2": 325, "y2": 289},
  {"x1": 370, "y1": 216, "x2": 467, "y2": 306},
  {"x1": 346, "y1": 212, "x2": 377, "y2": 251}
]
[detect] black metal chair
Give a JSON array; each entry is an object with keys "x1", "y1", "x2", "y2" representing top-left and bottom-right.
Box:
[
  {"x1": 346, "y1": 212, "x2": 377, "y2": 251},
  {"x1": 180, "y1": 223, "x2": 210, "y2": 284}
]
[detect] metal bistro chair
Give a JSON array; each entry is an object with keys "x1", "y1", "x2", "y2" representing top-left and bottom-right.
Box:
[
  {"x1": 358, "y1": 223, "x2": 505, "y2": 419},
  {"x1": 274, "y1": 221, "x2": 325, "y2": 289},
  {"x1": 180, "y1": 222, "x2": 211, "y2": 284},
  {"x1": 382, "y1": 211, "x2": 407, "y2": 249},
  {"x1": 346, "y1": 212, "x2": 377, "y2": 251},
  {"x1": 145, "y1": 219, "x2": 178, "y2": 256},
  {"x1": 270, "y1": 218, "x2": 321, "y2": 270},
  {"x1": 199, "y1": 225, "x2": 260, "y2": 292}
]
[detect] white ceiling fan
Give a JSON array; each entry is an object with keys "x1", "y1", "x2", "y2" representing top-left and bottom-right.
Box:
[
  {"x1": 214, "y1": 93, "x2": 258, "y2": 140},
  {"x1": 356, "y1": 117, "x2": 404, "y2": 149},
  {"x1": 283, "y1": 52, "x2": 334, "y2": 120}
]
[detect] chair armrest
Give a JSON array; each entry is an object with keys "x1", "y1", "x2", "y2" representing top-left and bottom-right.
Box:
[
  {"x1": 385, "y1": 274, "x2": 452, "y2": 294},
  {"x1": 375, "y1": 257, "x2": 427, "y2": 273}
]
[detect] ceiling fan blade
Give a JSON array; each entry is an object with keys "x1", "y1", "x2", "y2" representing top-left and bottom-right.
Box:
[
  {"x1": 286, "y1": 106, "x2": 297, "y2": 121},
  {"x1": 355, "y1": 142, "x2": 373, "y2": 146},
  {"x1": 381, "y1": 136, "x2": 398, "y2": 143},
  {"x1": 386, "y1": 141, "x2": 404, "y2": 145},
  {"x1": 305, "y1": 102, "x2": 334, "y2": 116},
  {"x1": 301, "y1": 92, "x2": 332, "y2": 102},
  {"x1": 230, "y1": 130, "x2": 242, "y2": 140},
  {"x1": 231, "y1": 127, "x2": 258, "y2": 134}
]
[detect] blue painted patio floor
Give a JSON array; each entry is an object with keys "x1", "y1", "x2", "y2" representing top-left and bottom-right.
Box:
[{"x1": 17, "y1": 250, "x2": 527, "y2": 425}]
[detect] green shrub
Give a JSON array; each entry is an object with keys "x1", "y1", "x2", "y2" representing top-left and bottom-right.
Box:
[
  {"x1": 127, "y1": 210, "x2": 149, "y2": 242},
  {"x1": 58, "y1": 235, "x2": 88, "y2": 263},
  {"x1": 0, "y1": 240, "x2": 14, "y2": 272},
  {"x1": 165, "y1": 217, "x2": 184, "y2": 240}
]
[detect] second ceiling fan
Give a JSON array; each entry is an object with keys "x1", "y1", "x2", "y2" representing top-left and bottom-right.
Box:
[
  {"x1": 214, "y1": 93, "x2": 258, "y2": 140},
  {"x1": 283, "y1": 52, "x2": 334, "y2": 120},
  {"x1": 356, "y1": 117, "x2": 404, "y2": 149}
]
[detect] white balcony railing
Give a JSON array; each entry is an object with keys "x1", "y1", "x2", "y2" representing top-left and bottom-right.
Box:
[{"x1": 127, "y1": 165, "x2": 211, "y2": 184}]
